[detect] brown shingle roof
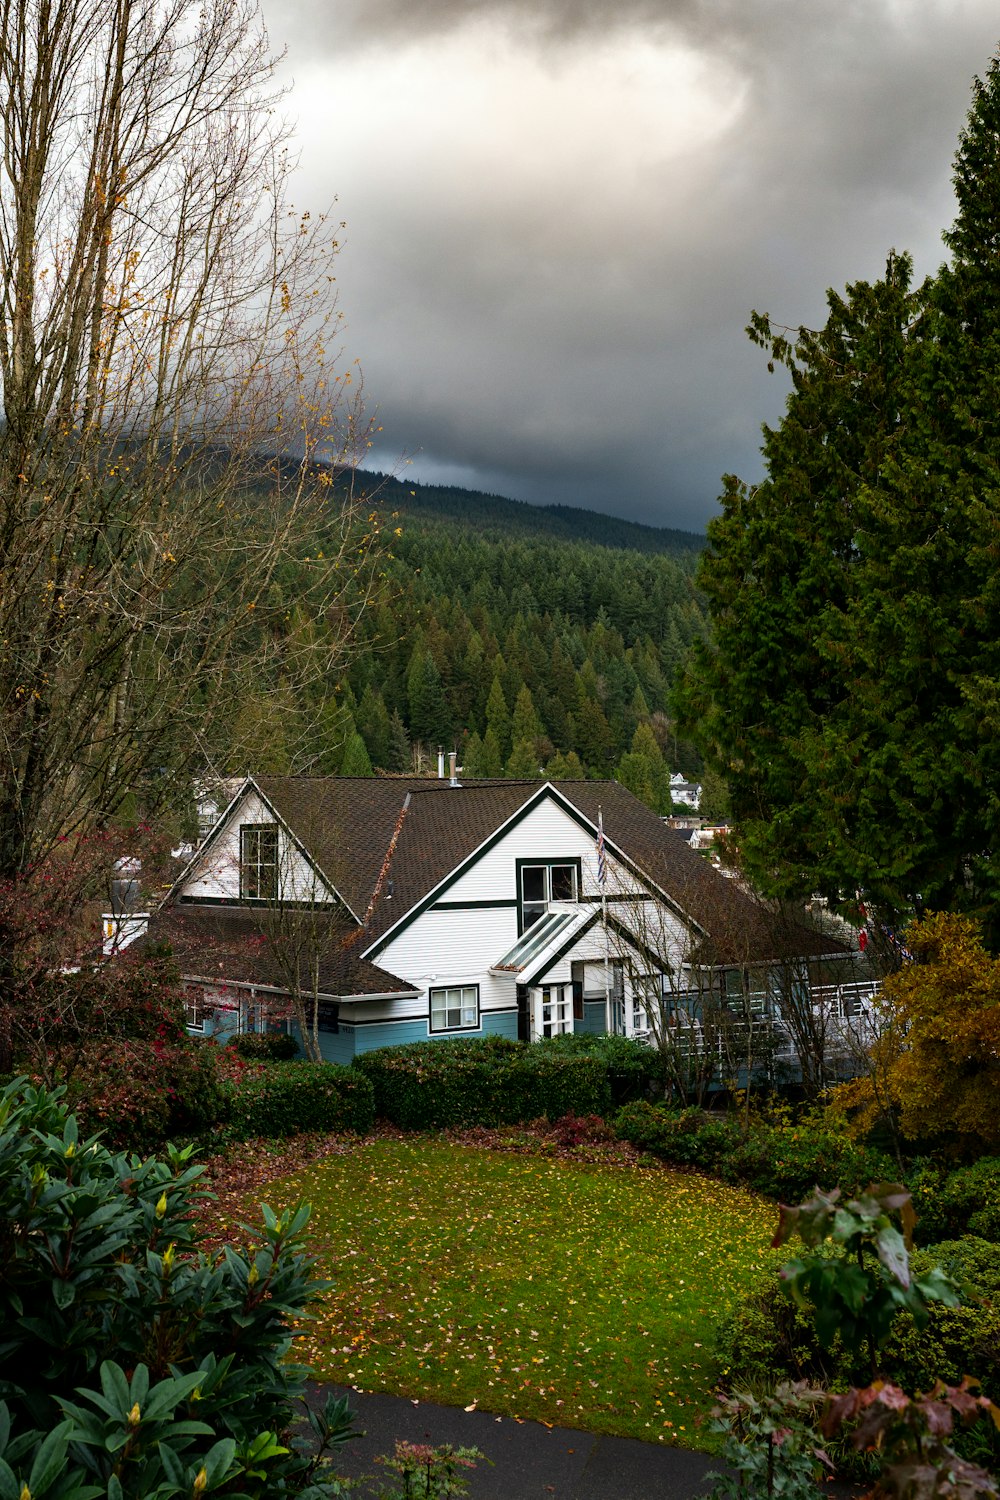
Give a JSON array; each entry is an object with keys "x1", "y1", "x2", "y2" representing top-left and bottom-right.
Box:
[
  {"x1": 250, "y1": 775, "x2": 841, "y2": 966},
  {"x1": 147, "y1": 902, "x2": 416, "y2": 998}
]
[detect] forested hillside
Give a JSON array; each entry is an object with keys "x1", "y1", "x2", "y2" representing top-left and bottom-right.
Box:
[{"x1": 230, "y1": 471, "x2": 717, "y2": 817}]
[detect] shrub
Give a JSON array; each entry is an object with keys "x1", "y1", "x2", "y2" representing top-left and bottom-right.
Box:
[
  {"x1": 613, "y1": 1102, "x2": 894, "y2": 1201},
  {"x1": 225, "y1": 1059, "x2": 375, "y2": 1138},
  {"x1": 0, "y1": 1076, "x2": 351, "y2": 1498},
  {"x1": 721, "y1": 1123, "x2": 894, "y2": 1203},
  {"x1": 228, "y1": 1031, "x2": 300, "y2": 1063},
  {"x1": 716, "y1": 1236, "x2": 1000, "y2": 1402},
  {"x1": 57, "y1": 1034, "x2": 226, "y2": 1151},
  {"x1": 354, "y1": 1037, "x2": 610, "y2": 1129},
  {"x1": 538, "y1": 1033, "x2": 666, "y2": 1105},
  {"x1": 614, "y1": 1101, "x2": 739, "y2": 1170},
  {"x1": 911, "y1": 1159, "x2": 1000, "y2": 1247}
]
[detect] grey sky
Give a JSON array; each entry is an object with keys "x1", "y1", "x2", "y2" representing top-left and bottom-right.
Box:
[{"x1": 265, "y1": 0, "x2": 998, "y2": 530}]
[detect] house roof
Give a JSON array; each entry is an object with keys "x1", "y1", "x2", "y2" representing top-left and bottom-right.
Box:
[
  {"x1": 245, "y1": 775, "x2": 842, "y2": 967},
  {"x1": 147, "y1": 901, "x2": 417, "y2": 1000}
]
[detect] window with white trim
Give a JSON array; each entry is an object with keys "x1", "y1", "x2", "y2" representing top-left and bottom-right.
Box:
[
  {"x1": 240, "y1": 823, "x2": 278, "y2": 900},
  {"x1": 520, "y1": 861, "x2": 578, "y2": 929},
  {"x1": 537, "y1": 983, "x2": 573, "y2": 1038},
  {"x1": 184, "y1": 988, "x2": 211, "y2": 1031},
  {"x1": 430, "y1": 984, "x2": 479, "y2": 1033},
  {"x1": 632, "y1": 974, "x2": 660, "y2": 1036}
]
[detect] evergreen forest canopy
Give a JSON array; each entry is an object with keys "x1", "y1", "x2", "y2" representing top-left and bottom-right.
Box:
[
  {"x1": 228, "y1": 467, "x2": 719, "y2": 818},
  {"x1": 677, "y1": 48, "x2": 1000, "y2": 933}
]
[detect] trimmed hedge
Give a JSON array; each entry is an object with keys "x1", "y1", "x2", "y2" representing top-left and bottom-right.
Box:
[
  {"x1": 614, "y1": 1100, "x2": 895, "y2": 1202},
  {"x1": 353, "y1": 1037, "x2": 611, "y2": 1128},
  {"x1": 227, "y1": 1031, "x2": 300, "y2": 1062},
  {"x1": 225, "y1": 1060, "x2": 374, "y2": 1138},
  {"x1": 538, "y1": 1033, "x2": 666, "y2": 1106}
]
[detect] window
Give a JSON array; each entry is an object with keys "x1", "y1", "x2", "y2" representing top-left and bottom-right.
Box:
[
  {"x1": 184, "y1": 988, "x2": 211, "y2": 1031},
  {"x1": 538, "y1": 983, "x2": 572, "y2": 1037},
  {"x1": 314, "y1": 999, "x2": 340, "y2": 1033},
  {"x1": 240, "y1": 823, "x2": 278, "y2": 900},
  {"x1": 632, "y1": 974, "x2": 660, "y2": 1035},
  {"x1": 430, "y1": 984, "x2": 479, "y2": 1033},
  {"x1": 519, "y1": 860, "x2": 579, "y2": 930}
]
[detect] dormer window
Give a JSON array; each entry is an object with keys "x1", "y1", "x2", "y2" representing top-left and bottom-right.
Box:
[
  {"x1": 519, "y1": 859, "x2": 579, "y2": 931},
  {"x1": 240, "y1": 823, "x2": 278, "y2": 900}
]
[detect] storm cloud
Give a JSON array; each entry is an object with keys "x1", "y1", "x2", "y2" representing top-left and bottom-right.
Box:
[{"x1": 265, "y1": 0, "x2": 999, "y2": 529}]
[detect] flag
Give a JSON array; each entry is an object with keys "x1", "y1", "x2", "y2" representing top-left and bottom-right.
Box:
[{"x1": 597, "y1": 808, "x2": 607, "y2": 886}]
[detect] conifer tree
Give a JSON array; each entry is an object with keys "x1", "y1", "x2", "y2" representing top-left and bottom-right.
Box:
[
  {"x1": 357, "y1": 684, "x2": 392, "y2": 769},
  {"x1": 485, "y1": 676, "x2": 512, "y2": 761},
  {"x1": 340, "y1": 732, "x2": 373, "y2": 776},
  {"x1": 387, "y1": 709, "x2": 411, "y2": 773}
]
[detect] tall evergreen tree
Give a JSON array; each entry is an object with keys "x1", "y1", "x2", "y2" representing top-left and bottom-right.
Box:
[
  {"x1": 485, "y1": 676, "x2": 512, "y2": 761},
  {"x1": 678, "y1": 252, "x2": 922, "y2": 903}
]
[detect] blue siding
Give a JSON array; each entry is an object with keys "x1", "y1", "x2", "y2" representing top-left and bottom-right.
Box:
[
  {"x1": 578, "y1": 1000, "x2": 606, "y2": 1036},
  {"x1": 188, "y1": 1008, "x2": 240, "y2": 1044},
  {"x1": 481, "y1": 1010, "x2": 518, "y2": 1041},
  {"x1": 286, "y1": 1020, "x2": 357, "y2": 1065},
  {"x1": 252, "y1": 1006, "x2": 521, "y2": 1060},
  {"x1": 355, "y1": 1018, "x2": 433, "y2": 1053}
]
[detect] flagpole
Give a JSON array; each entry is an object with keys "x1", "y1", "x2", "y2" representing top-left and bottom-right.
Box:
[{"x1": 598, "y1": 806, "x2": 611, "y2": 1036}]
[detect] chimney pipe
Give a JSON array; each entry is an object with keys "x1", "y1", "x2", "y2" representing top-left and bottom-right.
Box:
[
  {"x1": 437, "y1": 746, "x2": 445, "y2": 779},
  {"x1": 449, "y1": 750, "x2": 460, "y2": 787}
]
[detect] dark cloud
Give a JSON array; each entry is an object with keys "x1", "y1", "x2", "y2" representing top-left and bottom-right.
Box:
[{"x1": 265, "y1": 0, "x2": 999, "y2": 529}]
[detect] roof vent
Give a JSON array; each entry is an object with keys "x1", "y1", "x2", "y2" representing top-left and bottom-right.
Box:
[{"x1": 449, "y1": 750, "x2": 461, "y2": 788}]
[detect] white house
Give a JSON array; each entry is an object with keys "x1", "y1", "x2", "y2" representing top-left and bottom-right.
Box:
[
  {"x1": 149, "y1": 773, "x2": 855, "y2": 1066},
  {"x1": 669, "y1": 773, "x2": 703, "y2": 811}
]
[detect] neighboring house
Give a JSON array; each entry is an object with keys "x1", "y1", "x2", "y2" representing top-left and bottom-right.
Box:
[
  {"x1": 146, "y1": 773, "x2": 869, "y2": 1072},
  {"x1": 669, "y1": 773, "x2": 702, "y2": 811}
]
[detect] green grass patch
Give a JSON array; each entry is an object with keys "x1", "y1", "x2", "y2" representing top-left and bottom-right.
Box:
[{"x1": 262, "y1": 1138, "x2": 776, "y2": 1447}]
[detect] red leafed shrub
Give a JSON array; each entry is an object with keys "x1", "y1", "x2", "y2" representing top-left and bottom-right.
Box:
[
  {"x1": 56, "y1": 1035, "x2": 226, "y2": 1152},
  {"x1": 546, "y1": 1112, "x2": 614, "y2": 1147}
]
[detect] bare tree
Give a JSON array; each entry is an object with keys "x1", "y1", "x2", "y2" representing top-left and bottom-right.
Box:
[
  {"x1": 0, "y1": 0, "x2": 383, "y2": 879},
  {"x1": 600, "y1": 864, "x2": 782, "y2": 1112}
]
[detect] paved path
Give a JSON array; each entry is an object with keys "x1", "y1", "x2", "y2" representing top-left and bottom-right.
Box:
[{"x1": 301, "y1": 1383, "x2": 719, "y2": 1500}]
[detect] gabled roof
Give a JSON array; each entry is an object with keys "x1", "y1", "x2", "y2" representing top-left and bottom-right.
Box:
[{"x1": 235, "y1": 776, "x2": 842, "y2": 967}]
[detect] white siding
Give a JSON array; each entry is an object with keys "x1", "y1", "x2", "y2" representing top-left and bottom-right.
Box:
[{"x1": 180, "y1": 790, "x2": 335, "y2": 904}]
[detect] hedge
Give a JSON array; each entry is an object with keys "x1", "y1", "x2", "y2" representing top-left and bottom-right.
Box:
[
  {"x1": 227, "y1": 1031, "x2": 300, "y2": 1063},
  {"x1": 225, "y1": 1060, "x2": 374, "y2": 1138},
  {"x1": 538, "y1": 1033, "x2": 666, "y2": 1106},
  {"x1": 614, "y1": 1100, "x2": 895, "y2": 1202},
  {"x1": 353, "y1": 1036, "x2": 611, "y2": 1128}
]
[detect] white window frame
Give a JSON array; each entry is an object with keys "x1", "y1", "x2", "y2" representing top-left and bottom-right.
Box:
[
  {"x1": 534, "y1": 983, "x2": 573, "y2": 1039},
  {"x1": 240, "y1": 823, "x2": 278, "y2": 901},
  {"x1": 430, "y1": 984, "x2": 480, "y2": 1034},
  {"x1": 184, "y1": 987, "x2": 211, "y2": 1032},
  {"x1": 520, "y1": 861, "x2": 579, "y2": 930}
]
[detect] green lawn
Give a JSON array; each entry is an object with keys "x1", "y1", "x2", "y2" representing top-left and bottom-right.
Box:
[{"x1": 262, "y1": 1139, "x2": 776, "y2": 1447}]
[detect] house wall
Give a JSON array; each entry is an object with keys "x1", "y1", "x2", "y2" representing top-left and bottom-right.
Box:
[
  {"x1": 182, "y1": 790, "x2": 334, "y2": 904},
  {"x1": 370, "y1": 796, "x2": 687, "y2": 1044}
]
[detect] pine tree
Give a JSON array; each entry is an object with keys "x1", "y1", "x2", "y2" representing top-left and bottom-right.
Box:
[
  {"x1": 678, "y1": 252, "x2": 922, "y2": 904},
  {"x1": 511, "y1": 684, "x2": 543, "y2": 748},
  {"x1": 506, "y1": 739, "x2": 541, "y2": 778},
  {"x1": 357, "y1": 684, "x2": 391, "y2": 769},
  {"x1": 407, "y1": 649, "x2": 451, "y2": 747},
  {"x1": 485, "y1": 676, "x2": 512, "y2": 761},
  {"x1": 340, "y1": 732, "x2": 373, "y2": 776},
  {"x1": 387, "y1": 709, "x2": 411, "y2": 773},
  {"x1": 479, "y1": 726, "x2": 504, "y2": 778}
]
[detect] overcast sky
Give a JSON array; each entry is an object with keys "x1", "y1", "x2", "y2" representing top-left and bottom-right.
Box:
[{"x1": 265, "y1": 0, "x2": 1000, "y2": 532}]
